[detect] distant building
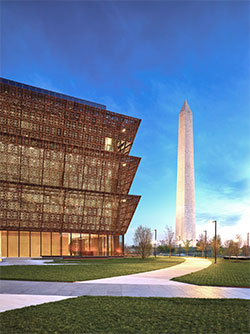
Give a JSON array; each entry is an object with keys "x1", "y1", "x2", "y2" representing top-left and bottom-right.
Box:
[
  {"x1": 176, "y1": 100, "x2": 196, "y2": 246},
  {"x1": 0, "y1": 78, "x2": 141, "y2": 257}
]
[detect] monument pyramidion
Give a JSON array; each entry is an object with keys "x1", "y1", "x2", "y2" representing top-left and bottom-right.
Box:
[{"x1": 176, "y1": 100, "x2": 196, "y2": 247}]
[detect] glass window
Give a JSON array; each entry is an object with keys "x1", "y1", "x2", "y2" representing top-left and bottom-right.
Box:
[
  {"x1": 31, "y1": 232, "x2": 40, "y2": 257},
  {"x1": 109, "y1": 235, "x2": 114, "y2": 256},
  {"x1": 105, "y1": 137, "x2": 113, "y2": 151},
  {"x1": 99, "y1": 235, "x2": 107, "y2": 256},
  {"x1": 0, "y1": 231, "x2": 7, "y2": 257},
  {"x1": 8, "y1": 231, "x2": 18, "y2": 257},
  {"x1": 114, "y1": 235, "x2": 121, "y2": 255},
  {"x1": 62, "y1": 233, "x2": 70, "y2": 256},
  {"x1": 71, "y1": 233, "x2": 80, "y2": 256},
  {"x1": 90, "y1": 234, "x2": 99, "y2": 256},
  {"x1": 52, "y1": 233, "x2": 60, "y2": 256},
  {"x1": 20, "y1": 232, "x2": 29, "y2": 257},
  {"x1": 41, "y1": 232, "x2": 50, "y2": 256}
]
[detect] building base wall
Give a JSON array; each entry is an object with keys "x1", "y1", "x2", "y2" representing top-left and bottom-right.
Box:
[{"x1": 0, "y1": 231, "x2": 124, "y2": 257}]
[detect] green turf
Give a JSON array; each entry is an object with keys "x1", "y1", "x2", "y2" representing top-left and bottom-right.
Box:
[
  {"x1": 172, "y1": 258, "x2": 250, "y2": 287},
  {"x1": 0, "y1": 257, "x2": 184, "y2": 282},
  {"x1": 1, "y1": 296, "x2": 249, "y2": 334}
]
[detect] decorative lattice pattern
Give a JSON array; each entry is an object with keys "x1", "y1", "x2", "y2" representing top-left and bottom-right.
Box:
[
  {"x1": 0, "y1": 182, "x2": 139, "y2": 234},
  {"x1": 0, "y1": 79, "x2": 141, "y2": 235}
]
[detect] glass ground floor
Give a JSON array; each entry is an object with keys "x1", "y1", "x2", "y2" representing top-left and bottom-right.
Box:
[{"x1": 0, "y1": 231, "x2": 124, "y2": 257}]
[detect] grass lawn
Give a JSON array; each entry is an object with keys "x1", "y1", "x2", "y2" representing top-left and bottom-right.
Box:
[
  {"x1": 172, "y1": 258, "x2": 250, "y2": 287},
  {"x1": 0, "y1": 257, "x2": 184, "y2": 282},
  {"x1": 1, "y1": 296, "x2": 249, "y2": 334}
]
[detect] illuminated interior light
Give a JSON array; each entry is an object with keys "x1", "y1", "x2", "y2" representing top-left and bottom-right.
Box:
[
  {"x1": 122, "y1": 128, "x2": 126, "y2": 132},
  {"x1": 122, "y1": 163, "x2": 126, "y2": 167}
]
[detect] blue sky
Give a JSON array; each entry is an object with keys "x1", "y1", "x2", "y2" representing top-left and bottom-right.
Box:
[{"x1": 1, "y1": 1, "x2": 249, "y2": 245}]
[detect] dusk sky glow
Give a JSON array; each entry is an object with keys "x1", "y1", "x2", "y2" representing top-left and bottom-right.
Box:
[{"x1": 1, "y1": 1, "x2": 249, "y2": 245}]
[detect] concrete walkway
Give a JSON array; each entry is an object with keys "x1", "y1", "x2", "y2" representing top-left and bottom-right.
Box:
[
  {"x1": 0, "y1": 257, "x2": 249, "y2": 312},
  {"x1": 0, "y1": 294, "x2": 75, "y2": 312},
  {"x1": 0, "y1": 258, "x2": 77, "y2": 266},
  {"x1": 76, "y1": 257, "x2": 211, "y2": 284}
]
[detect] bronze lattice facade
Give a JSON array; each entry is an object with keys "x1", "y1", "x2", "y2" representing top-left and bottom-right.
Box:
[{"x1": 0, "y1": 78, "x2": 141, "y2": 257}]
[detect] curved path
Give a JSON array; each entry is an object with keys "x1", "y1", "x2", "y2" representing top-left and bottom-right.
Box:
[
  {"x1": 0, "y1": 257, "x2": 249, "y2": 312},
  {"x1": 76, "y1": 257, "x2": 211, "y2": 284}
]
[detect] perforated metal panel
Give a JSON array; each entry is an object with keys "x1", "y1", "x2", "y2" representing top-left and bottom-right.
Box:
[{"x1": 0, "y1": 79, "x2": 141, "y2": 236}]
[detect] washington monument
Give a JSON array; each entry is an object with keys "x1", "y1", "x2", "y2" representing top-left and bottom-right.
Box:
[{"x1": 176, "y1": 100, "x2": 196, "y2": 246}]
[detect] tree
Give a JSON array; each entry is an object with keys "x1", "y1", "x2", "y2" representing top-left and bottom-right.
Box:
[
  {"x1": 157, "y1": 244, "x2": 168, "y2": 253},
  {"x1": 224, "y1": 239, "x2": 234, "y2": 259},
  {"x1": 196, "y1": 234, "x2": 205, "y2": 257},
  {"x1": 210, "y1": 235, "x2": 222, "y2": 257},
  {"x1": 133, "y1": 225, "x2": 152, "y2": 259},
  {"x1": 165, "y1": 226, "x2": 174, "y2": 257},
  {"x1": 242, "y1": 245, "x2": 249, "y2": 257},
  {"x1": 183, "y1": 239, "x2": 192, "y2": 256},
  {"x1": 232, "y1": 234, "x2": 242, "y2": 260}
]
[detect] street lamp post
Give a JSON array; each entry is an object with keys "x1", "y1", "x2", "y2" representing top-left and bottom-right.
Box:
[
  {"x1": 212, "y1": 220, "x2": 217, "y2": 264},
  {"x1": 204, "y1": 230, "x2": 207, "y2": 259}
]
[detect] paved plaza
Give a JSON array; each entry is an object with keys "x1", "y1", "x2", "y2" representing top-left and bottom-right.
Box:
[{"x1": 0, "y1": 257, "x2": 249, "y2": 312}]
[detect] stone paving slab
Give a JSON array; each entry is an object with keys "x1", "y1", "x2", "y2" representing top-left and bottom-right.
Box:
[
  {"x1": 0, "y1": 294, "x2": 76, "y2": 313},
  {"x1": 1, "y1": 280, "x2": 249, "y2": 300}
]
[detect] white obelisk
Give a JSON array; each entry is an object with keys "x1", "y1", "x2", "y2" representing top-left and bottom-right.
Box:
[{"x1": 176, "y1": 100, "x2": 196, "y2": 246}]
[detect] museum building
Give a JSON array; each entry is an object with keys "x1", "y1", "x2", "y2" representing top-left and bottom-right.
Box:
[{"x1": 0, "y1": 78, "x2": 141, "y2": 257}]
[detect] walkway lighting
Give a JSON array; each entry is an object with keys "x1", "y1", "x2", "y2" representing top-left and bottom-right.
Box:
[{"x1": 212, "y1": 220, "x2": 217, "y2": 264}]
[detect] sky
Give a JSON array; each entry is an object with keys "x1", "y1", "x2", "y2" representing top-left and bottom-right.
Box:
[{"x1": 1, "y1": 0, "x2": 249, "y2": 245}]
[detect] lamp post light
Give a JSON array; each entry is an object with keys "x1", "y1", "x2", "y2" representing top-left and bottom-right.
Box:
[
  {"x1": 204, "y1": 230, "x2": 207, "y2": 259},
  {"x1": 212, "y1": 220, "x2": 217, "y2": 264}
]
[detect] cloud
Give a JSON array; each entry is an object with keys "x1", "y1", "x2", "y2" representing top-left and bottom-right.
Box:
[
  {"x1": 196, "y1": 207, "x2": 250, "y2": 244},
  {"x1": 196, "y1": 176, "x2": 250, "y2": 242}
]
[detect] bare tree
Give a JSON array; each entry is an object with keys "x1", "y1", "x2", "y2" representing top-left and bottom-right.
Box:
[
  {"x1": 241, "y1": 234, "x2": 249, "y2": 257},
  {"x1": 183, "y1": 239, "x2": 192, "y2": 256},
  {"x1": 211, "y1": 235, "x2": 222, "y2": 257},
  {"x1": 196, "y1": 234, "x2": 205, "y2": 257},
  {"x1": 232, "y1": 234, "x2": 242, "y2": 260},
  {"x1": 165, "y1": 226, "x2": 174, "y2": 257},
  {"x1": 242, "y1": 245, "x2": 249, "y2": 256},
  {"x1": 133, "y1": 225, "x2": 152, "y2": 259},
  {"x1": 224, "y1": 240, "x2": 234, "y2": 259}
]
